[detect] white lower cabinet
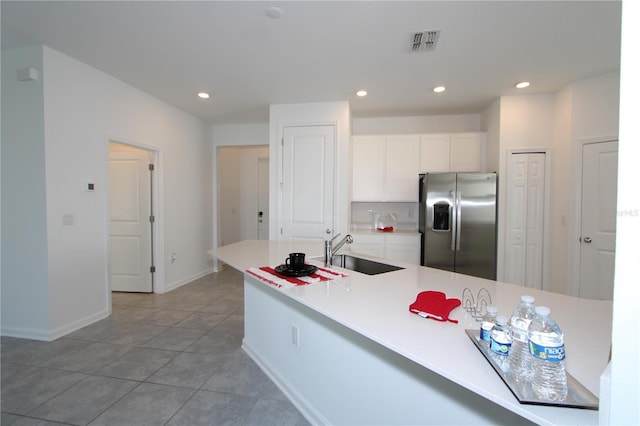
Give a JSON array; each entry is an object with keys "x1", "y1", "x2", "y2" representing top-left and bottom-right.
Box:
[{"x1": 349, "y1": 232, "x2": 420, "y2": 264}]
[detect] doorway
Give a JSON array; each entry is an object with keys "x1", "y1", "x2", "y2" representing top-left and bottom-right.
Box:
[
  {"x1": 217, "y1": 146, "x2": 269, "y2": 246},
  {"x1": 257, "y1": 157, "x2": 270, "y2": 240},
  {"x1": 108, "y1": 141, "x2": 156, "y2": 293},
  {"x1": 577, "y1": 140, "x2": 618, "y2": 300}
]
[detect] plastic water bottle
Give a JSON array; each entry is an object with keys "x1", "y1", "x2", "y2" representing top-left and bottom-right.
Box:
[
  {"x1": 509, "y1": 295, "x2": 536, "y2": 381},
  {"x1": 489, "y1": 315, "x2": 511, "y2": 371},
  {"x1": 528, "y1": 306, "x2": 568, "y2": 401},
  {"x1": 479, "y1": 306, "x2": 498, "y2": 347}
]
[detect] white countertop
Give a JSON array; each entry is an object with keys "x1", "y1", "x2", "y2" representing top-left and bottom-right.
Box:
[{"x1": 210, "y1": 239, "x2": 612, "y2": 425}]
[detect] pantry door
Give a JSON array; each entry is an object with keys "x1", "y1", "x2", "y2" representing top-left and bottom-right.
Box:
[
  {"x1": 505, "y1": 152, "x2": 546, "y2": 289},
  {"x1": 281, "y1": 125, "x2": 335, "y2": 241},
  {"x1": 578, "y1": 140, "x2": 618, "y2": 300}
]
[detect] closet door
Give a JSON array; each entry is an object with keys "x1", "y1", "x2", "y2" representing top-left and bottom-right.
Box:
[{"x1": 505, "y1": 152, "x2": 546, "y2": 288}]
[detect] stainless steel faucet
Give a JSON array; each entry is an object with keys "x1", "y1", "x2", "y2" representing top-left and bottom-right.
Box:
[{"x1": 324, "y1": 233, "x2": 353, "y2": 267}]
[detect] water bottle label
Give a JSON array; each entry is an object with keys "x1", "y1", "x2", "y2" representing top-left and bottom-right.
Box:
[
  {"x1": 529, "y1": 341, "x2": 565, "y2": 362},
  {"x1": 490, "y1": 339, "x2": 511, "y2": 356},
  {"x1": 480, "y1": 328, "x2": 491, "y2": 342}
]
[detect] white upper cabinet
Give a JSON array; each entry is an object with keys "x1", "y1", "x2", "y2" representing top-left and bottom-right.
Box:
[
  {"x1": 449, "y1": 133, "x2": 484, "y2": 172},
  {"x1": 419, "y1": 134, "x2": 451, "y2": 172},
  {"x1": 352, "y1": 134, "x2": 420, "y2": 202},
  {"x1": 353, "y1": 132, "x2": 485, "y2": 202},
  {"x1": 385, "y1": 135, "x2": 420, "y2": 201},
  {"x1": 352, "y1": 135, "x2": 386, "y2": 201},
  {"x1": 419, "y1": 133, "x2": 485, "y2": 173}
]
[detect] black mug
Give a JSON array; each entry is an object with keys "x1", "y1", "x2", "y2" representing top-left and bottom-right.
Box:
[{"x1": 285, "y1": 252, "x2": 305, "y2": 270}]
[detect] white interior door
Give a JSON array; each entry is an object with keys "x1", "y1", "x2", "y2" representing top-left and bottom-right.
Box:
[
  {"x1": 257, "y1": 157, "x2": 269, "y2": 240},
  {"x1": 579, "y1": 141, "x2": 618, "y2": 300},
  {"x1": 505, "y1": 152, "x2": 545, "y2": 289},
  {"x1": 109, "y1": 146, "x2": 153, "y2": 292},
  {"x1": 281, "y1": 125, "x2": 334, "y2": 241}
]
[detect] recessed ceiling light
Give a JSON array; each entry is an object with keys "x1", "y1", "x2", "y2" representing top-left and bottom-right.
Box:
[
  {"x1": 197, "y1": 92, "x2": 211, "y2": 99},
  {"x1": 515, "y1": 81, "x2": 530, "y2": 89},
  {"x1": 356, "y1": 90, "x2": 368, "y2": 97},
  {"x1": 433, "y1": 86, "x2": 446, "y2": 93}
]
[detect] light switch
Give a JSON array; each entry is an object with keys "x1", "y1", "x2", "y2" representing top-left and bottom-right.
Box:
[
  {"x1": 62, "y1": 214, "x2": 75, "y2": 226},
  {"x1": 17, "y1": 67, "x2": 38, "y2": 81},
  {"x1": 83, "y1": 181, "x2": 95, "y2": 192}
]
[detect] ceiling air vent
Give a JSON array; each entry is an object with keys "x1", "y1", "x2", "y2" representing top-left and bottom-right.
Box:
[{"x1": 411, "y1": 30, "x2": 441, "y2": 52}]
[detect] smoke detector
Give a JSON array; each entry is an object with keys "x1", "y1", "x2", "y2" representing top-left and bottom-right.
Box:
[{"x1": 410, "y1": 30, "x2": 441, "y2": 52}]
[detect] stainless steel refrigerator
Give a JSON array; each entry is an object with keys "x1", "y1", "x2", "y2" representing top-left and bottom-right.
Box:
[{"x1": 419, "y1": 172, "x2": 497, "y2": 280}]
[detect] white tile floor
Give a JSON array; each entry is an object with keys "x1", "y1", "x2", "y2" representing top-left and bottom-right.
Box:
[{"x1": 1, "y1": 268, "x2": 309, "y2": 426}]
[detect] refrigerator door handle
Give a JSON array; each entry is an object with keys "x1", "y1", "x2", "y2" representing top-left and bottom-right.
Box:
[
  {"x1": 450, "y1": 191, "x2": 457, "y2": 251},
  {"x1": 455, "y1": 191, "x2": 462, "y2": 251}
]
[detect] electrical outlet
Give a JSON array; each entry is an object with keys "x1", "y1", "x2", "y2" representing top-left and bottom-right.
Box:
[{"x1": 291, "y1": 325, "x2": 299, "y2": 347}]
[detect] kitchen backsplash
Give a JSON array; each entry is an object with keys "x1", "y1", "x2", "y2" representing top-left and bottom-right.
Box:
[{"x1": 351, "y1": 202, "x2": 419, "y2": 232}]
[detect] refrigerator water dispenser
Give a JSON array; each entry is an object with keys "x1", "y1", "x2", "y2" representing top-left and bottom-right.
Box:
[{"x1": 433, "y1": 203, "x2": 451, "y2": 231}]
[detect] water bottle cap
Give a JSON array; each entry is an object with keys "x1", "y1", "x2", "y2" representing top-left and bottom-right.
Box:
[
  {"x1": 535, "y1": 306, "x2": 551, "y2": 316},
  {"x1": 486, "y1": 306, "x2": 498, "y2": 314},
  {"x1": 496, "y1": 315, "x2": 508, "y2": 325},
  {"x1": 521, "y1": 295, "x2": 535, "y2": 303}
]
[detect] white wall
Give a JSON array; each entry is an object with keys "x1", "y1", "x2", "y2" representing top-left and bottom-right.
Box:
[
  {"x1": 1, "y1": 45, "x2": 213, "y2": 340},
  {"x1": 481, "y1": 99, "x2": 501, "y2": 173},
  {"x1": 212, "y1": 123, "x2": 269, "y2": 147},
  {"x1": 352, "y1": 114, "x2": 482, "y2": 135},
  {"x1": 607, "y1": 2, "x2": 640, "y2": 421},
  {"x1": 549, "y1": 85, "x2": 574, "y2": 296},
  {"x1": 1, "y1": 46, "x2": 50, "y2": 339}
]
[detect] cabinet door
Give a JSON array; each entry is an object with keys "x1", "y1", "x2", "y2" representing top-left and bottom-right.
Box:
[
  {"x1": 349, "y1": 233, "x2": 385, "y2": 258},
  {"x1": 450, "y1": 133, "x2": 484, "y2": 172},
  {"x1": 385, "y1": 234, "x2": 421, "y2": 264},
  {"x1": 385, "y1": 135, "x2": 420, "y2": 201},
  {"x1": 350, "y1": 244, "x2": 385, "y2": 258},
  {"x1": 352, "y1": 136, "x2": 386, "y2": 201},
  {"x1": 385, "y1": 245, "x2": 420, "y2": 264},
  {"x1": 419, "y1": 134, "x2": 450, "y2": 173}
]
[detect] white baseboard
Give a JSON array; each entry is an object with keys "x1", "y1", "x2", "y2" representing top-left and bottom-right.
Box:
[
  {"x1": 242, "y1": 339, "x2": 326, "y2": 426},
  {"x1": 164, "y1": 268, "x2": 214, "y2": 293},
  {"x1": 1, "y1": 308, "x2": 110, "y2": 342}
]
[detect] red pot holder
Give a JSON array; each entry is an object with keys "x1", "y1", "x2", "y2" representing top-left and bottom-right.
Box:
[{"x1": 409, "y1": 291, "x2": 462, "y2": 324}]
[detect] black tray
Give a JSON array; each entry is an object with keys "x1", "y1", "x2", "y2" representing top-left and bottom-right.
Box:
[
  {"x1": 274, "y1": 264, "x2": 318, "y2": 277},
  {"x1": 465, "y1": 329, "x2": 599, "y2": 409}
]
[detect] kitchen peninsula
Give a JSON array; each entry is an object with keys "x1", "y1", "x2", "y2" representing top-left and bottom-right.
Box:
[{"x1": 211, "y1": 240, "x2": 612, "y2": 425}]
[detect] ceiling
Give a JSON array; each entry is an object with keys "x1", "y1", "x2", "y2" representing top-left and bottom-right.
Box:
[{"x1": 1, "y1": 1, "x2": 622, "y2": 125}]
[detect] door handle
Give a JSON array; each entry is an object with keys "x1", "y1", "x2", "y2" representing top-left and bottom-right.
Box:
[
  {"x1": 583, "y1": 237, "x2": 592, "y2": 243},
  {"x1": 450, "y1": 191, "x2": 456, "y2": 251},
  {"x1": 325, "y1": 228, "x2": 332, "y2": 234},
  {"x1": 455, "y1": 191, "x2": 462, "y2": 251}
]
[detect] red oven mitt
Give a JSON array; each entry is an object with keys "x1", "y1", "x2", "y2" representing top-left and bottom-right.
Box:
[{"x1": 409, "y1": 291, "x2": 462, "y2": 324}]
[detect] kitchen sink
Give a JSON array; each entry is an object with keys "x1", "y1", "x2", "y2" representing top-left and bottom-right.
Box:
[{"x1": 326, "y1": 254, "x2": 404, "y2": 275}]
